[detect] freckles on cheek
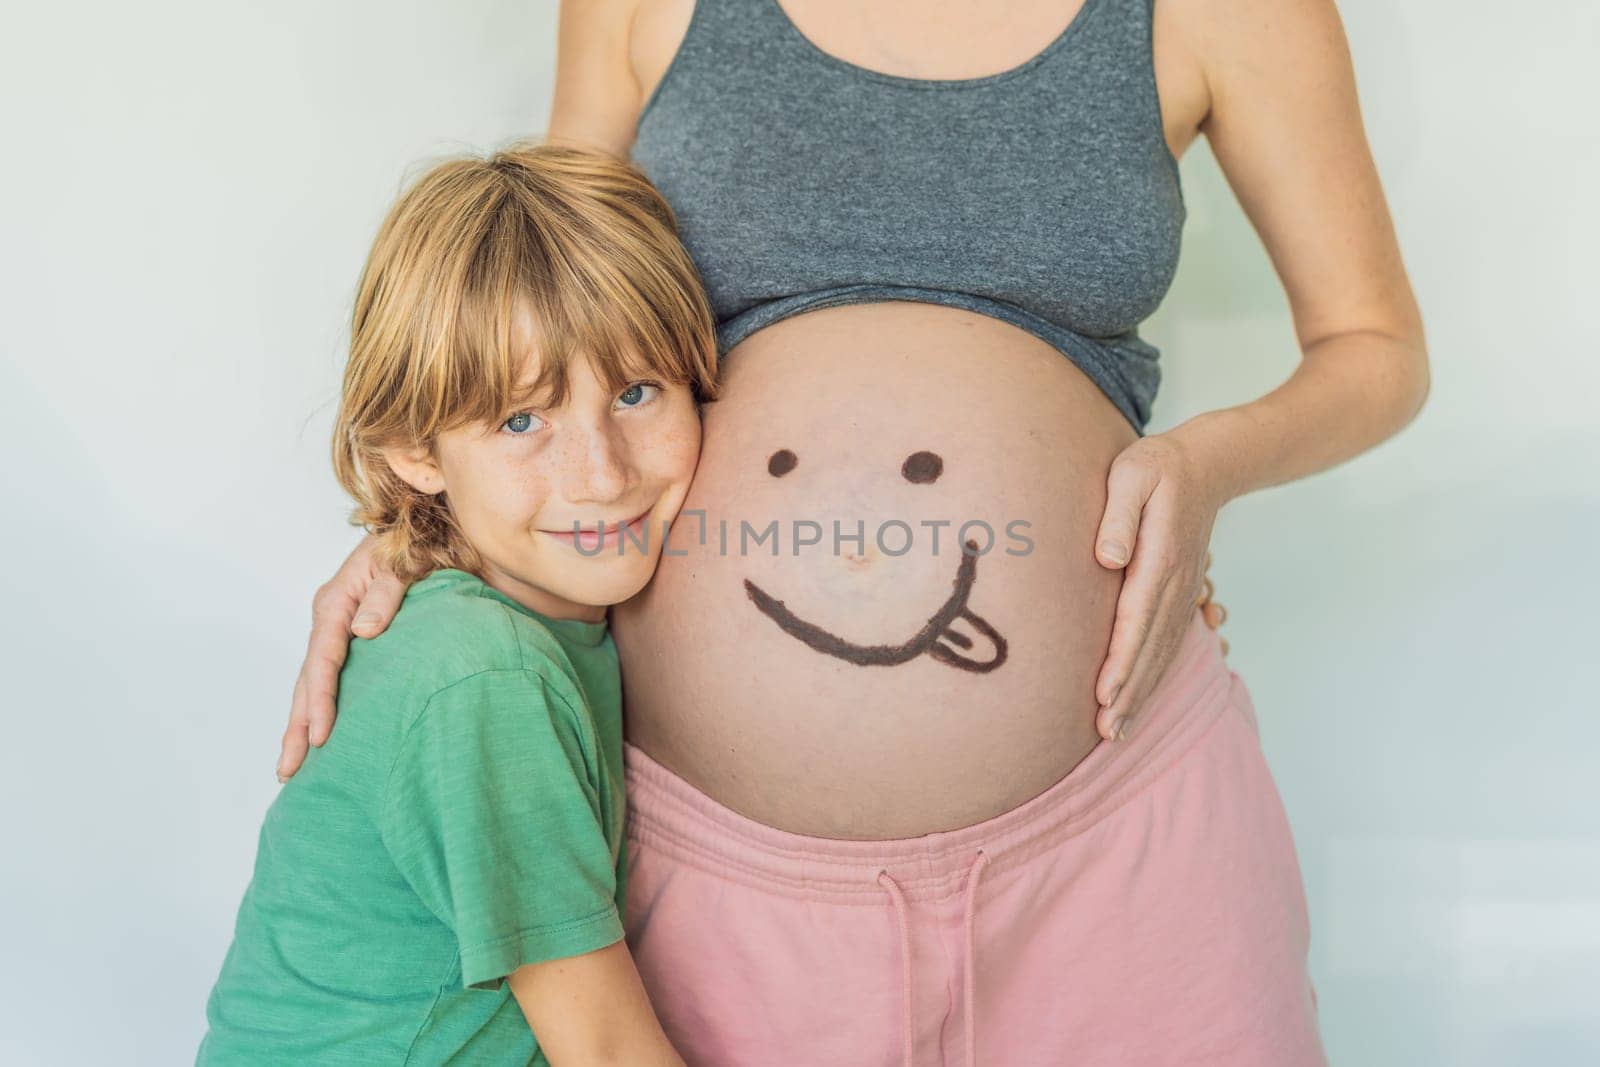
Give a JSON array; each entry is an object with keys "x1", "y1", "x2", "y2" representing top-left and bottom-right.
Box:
[
  {"x1": 475, "y1": 452, "x2": 551, "y2": 524},
  {"x1": 663, "y1": 423, "x2": 705, "y2": 475},
  {"x1": 627, "y1": 422, "x2": 700, "y2": 481},
  {"x1": 666, "y1": 445, "x2": 701, "y2": 485}
]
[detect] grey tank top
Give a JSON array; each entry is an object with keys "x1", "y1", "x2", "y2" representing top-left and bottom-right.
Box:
[{"x1": 631, "y1": 0, "x2": 1186, "y2": 433}]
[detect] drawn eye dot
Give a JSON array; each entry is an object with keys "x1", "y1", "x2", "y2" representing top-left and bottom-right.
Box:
[
  {"x1": 902, "y1": 451, "x2": 943, "y2": 484},
  {"x1": 768, "y1": 449, "x2": 798, "y2": 477}
]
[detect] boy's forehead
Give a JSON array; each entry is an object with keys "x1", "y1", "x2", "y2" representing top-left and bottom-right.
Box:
[
  {"x1": 507, "y1": 301, "x2": 665, "y2": 401},
  {"x1": 505, "y1": 347, "x2": 597, "y2": 405},
  {"x1": 507, "y1": 358, "x2": 561, "y2": 406},
  {"x1": 505, "y1": 307, "x2": 565, "y2": 401}
]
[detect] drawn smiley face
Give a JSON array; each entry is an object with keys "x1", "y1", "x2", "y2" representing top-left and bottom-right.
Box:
[{"x1": 743, "y1": 449, "x2": 1008, "y2": 673}]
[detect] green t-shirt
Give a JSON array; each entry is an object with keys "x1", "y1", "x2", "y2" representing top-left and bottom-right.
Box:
[{"x1": 199, "y1": 569, "x2": 627, "y2": 1065}]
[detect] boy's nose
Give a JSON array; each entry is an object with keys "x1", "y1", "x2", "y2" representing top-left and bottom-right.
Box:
[{"x1": 565, "y1": 425, "x2": 632, "y2": 503}]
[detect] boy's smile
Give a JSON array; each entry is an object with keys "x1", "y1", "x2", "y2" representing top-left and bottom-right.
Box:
[{"x1": 539, "y1": 508, "x2": 654, "y2": 553}]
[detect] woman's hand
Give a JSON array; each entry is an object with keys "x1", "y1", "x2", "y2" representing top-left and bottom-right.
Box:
[
  {"x1": 277, "y1": 534, "x2": 410, "y2": 781},
  {"x1": 1091, "y1": 433, "x2": 1232, "y2": 742}
]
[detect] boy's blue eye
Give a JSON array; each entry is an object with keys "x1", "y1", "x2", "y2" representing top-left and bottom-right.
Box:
[
  {"x1": 503, "y1": 412, "x2": 541, "y2": 434},
  {"x1": 617, "y1": 382, "x2": 660, "y2": 408}
]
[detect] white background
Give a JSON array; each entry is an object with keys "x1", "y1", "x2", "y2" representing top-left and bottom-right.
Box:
[{"x1": 1, "y1": 1, "x2": 1596, "y2": 1063}]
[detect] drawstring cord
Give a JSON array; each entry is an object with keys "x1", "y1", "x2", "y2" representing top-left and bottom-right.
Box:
[
  {"x1": 876, "y1": 869, "x2": 915, "y2": 1067},
  {"x1": 962, "y1": 850, "x2": 989, "y2": 1067},
  {"x1": 877, "y1": 849, "x2": 990, "y2": 1067}
]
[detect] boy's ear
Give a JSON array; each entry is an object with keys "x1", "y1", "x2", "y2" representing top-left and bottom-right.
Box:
[{"x1": 382, "y1": 444, "x2": 446, "y2": 496}]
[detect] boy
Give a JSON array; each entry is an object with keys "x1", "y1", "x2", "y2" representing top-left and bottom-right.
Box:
[{"x1": 199, "y1": 142, "x2": 717, "y2": 1065}]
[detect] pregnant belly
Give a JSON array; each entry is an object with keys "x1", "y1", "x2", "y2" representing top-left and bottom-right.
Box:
[{"x1": 610, "y1": 301, "x2": 1139, "y2": 839}]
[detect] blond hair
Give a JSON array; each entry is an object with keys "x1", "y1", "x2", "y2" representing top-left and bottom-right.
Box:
[{"x1": 333, "y1": 141, "x2": 719, "y2": 581}]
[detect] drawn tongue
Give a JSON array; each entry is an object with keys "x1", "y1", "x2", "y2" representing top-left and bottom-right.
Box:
[{"x1": 930, "y1": 608, "x2": 1008, "y2": 672}]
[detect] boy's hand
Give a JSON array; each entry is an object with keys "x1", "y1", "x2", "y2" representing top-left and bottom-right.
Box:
[{"x1": 277, "y1": 534, "x2": 408, "y2": 781}]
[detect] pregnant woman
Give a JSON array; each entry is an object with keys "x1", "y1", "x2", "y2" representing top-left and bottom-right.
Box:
[{"x1": 279, "y1": 0, "x2": 1428, "y2": 1063}]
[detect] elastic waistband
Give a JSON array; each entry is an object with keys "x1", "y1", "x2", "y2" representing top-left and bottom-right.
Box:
[{"x1": 625, "y1": 607, "x2": 1237, "y2": 904}]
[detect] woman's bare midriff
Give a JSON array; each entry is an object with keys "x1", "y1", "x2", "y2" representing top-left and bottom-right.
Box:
[{"x1": 610, "y1": 302, "x2": 1139, "y2": 839}]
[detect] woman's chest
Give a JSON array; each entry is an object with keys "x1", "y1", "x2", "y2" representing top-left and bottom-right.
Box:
[
  {"x1": 624, "y1": 0, "x2": 1195, "y2": 337},
  {"x1": 628, "y1": 0, "x2": 1210, "y2": 165}
]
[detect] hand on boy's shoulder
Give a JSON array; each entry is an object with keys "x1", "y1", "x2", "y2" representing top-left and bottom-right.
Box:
[
  {"x1": 342, "y1": 570, "x2": 521, "y2": 684},
  {"x1": 337, "y1": 568, "x2": 602, "y2": 737}
]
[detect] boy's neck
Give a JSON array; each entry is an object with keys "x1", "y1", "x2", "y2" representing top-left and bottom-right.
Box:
[{"x1": 476, "y1": 563, "x2": 607, "y2": 624}]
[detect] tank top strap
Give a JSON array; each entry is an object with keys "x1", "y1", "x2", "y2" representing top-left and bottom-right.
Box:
[
  {"x1": 665, "y1": 0, "x2": 796, "y2": 65},
  {"x1": 1078, "y1": 0, "x2": 1161, "y2": 66},
  {"x1": 636, "y1": 0, "x2": 783, "y2": 129}
]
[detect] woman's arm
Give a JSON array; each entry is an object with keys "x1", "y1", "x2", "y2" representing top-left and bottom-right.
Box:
[
  {"x1": 1172, "y1": 0, "x2": 1429, "y2": 491},
  {"x1": 1090, "y1": 0, "x2": 1429, "y2": 740},
  {"x1": 546, "y1": 0, "x2": 649, "y2": 157},
  {"x1": 509, "y1": 941, "x2": 686, "y2": 1067}
]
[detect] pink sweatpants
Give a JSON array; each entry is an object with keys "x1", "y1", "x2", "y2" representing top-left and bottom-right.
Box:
[{"x1": 623, "y1": 608, "x2": 1329, "y2": 1066}]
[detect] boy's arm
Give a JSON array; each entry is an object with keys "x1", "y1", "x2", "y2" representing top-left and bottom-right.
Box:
[
  {"x1": 379, "y1": 665, "x2": 667, "y2": 1049},
  {"x1": 509, "y1": 940, "x2": 686, "y2": 1067}
]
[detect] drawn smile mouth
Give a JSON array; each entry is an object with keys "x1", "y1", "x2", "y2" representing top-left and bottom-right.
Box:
[{"x1": 743, "y1": 539, "x2": 1008, "y2": 673}]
